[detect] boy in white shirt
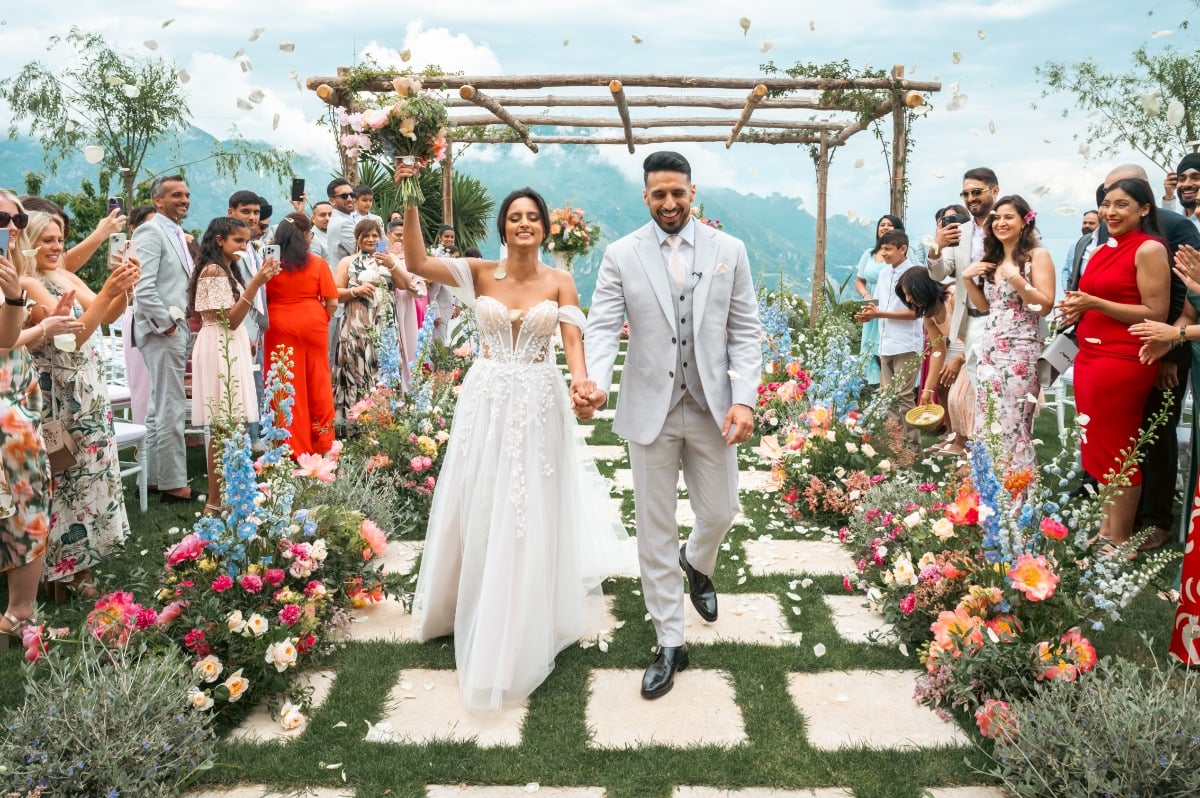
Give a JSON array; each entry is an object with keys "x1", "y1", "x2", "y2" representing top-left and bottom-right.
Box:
[{"x1": 855, "y1": 230, "x2": 923, "y2": 449}]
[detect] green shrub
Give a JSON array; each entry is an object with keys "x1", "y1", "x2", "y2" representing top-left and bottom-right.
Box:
[
  {"x1": 0, "y1": 636, "x2": 214, "y2": 797},
  {"x1": 980, "y1": 652, "x2": 1200, "y2": 797}
]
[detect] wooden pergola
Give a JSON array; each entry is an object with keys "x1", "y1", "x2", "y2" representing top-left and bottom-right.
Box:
[{"x1": 307, "y1": 69, "x2": 941, "y2": 323}]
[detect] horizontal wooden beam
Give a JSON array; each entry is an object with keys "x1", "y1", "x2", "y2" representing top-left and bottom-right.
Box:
[
  {"x1": 450, "y1": 131, "x2": 823, "y2": 146},
  {"x1": 443, "y1": 94, "x2": 837, "y2": 110},
  {"x1": 306, "y1": 73, "x2": 943, "y2": 94},
  {"x1": 447, "y1": 115, "x2": 844, "y2": 131}
]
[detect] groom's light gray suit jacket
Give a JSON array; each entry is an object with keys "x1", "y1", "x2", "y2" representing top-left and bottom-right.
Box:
[{"x1": 585, "y1": 221, "x2": 761, "y2": 445}]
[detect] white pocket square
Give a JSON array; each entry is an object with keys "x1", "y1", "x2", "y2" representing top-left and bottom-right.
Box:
[{"x1": 714, "y1": 263, "x2": 730, "y2": 275}]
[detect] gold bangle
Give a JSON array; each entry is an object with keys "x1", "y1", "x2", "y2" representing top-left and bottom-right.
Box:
[{"x1": 237, "y1": 295, "x2": 253, "y2": 308}]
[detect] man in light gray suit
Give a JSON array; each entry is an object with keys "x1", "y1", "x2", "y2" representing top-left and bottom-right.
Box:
[
  {"x1": 133, "y1": 175, "x2": 200, "y2": 503},
  {"x1": 579, "y1": 151, "x2": 761, "y2": 699}
]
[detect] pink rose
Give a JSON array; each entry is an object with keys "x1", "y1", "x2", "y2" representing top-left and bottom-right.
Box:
[
  {"x1": 1040, "y1": 517, "x2": 1069, "y2": 541},
  {"x1": 156, "y1": 601, "x2": 183, "y2": 626},
  {"x1": 165, "y1": 534, "x2": 208, "y2": 567},
  {"x1": 360, "y1": 108, "x2": 389, "y2": 130}
]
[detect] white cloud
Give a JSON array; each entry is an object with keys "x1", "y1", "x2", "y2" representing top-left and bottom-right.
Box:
[{"x1": 362, "y1": 22, "x2": 502, "y2": 76}]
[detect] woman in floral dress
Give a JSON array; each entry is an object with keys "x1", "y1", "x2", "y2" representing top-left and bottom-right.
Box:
[
  {"x1": 18, "y1": 211, "x2": 138, "y2": 597},
  {"x1": 960, "y1": 196, "x2": 1055, "y2": 475},
  {"x1": 332, "y1": 219, "x2": 413, "y2": 424}
]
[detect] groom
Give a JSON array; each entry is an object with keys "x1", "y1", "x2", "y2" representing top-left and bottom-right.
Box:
[{"x1": 576, "y1": 151, "x2": 762, "y2": 699}]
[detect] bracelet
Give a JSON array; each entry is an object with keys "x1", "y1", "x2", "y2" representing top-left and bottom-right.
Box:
[
  {"x1": 237, "y1": 295, "x2": 253, "y2": 308},
  {"x1": 38, "y1": 323, "x2": 47, "y2": 343}
]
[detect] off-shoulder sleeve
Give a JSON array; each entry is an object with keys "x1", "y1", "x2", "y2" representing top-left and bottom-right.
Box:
[
  {"x1": 558, "y1": 304, "x2": 586, "y2": 329},
  {"x1": 194, "y1": 274, "x2": 236, "y2": 313},
  {"x1": 443, "y1": 258, "x2": 476, "y2": 305}
]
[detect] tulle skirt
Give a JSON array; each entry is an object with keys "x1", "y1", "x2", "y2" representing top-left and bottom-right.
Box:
[
  {"x1": 412, "y1": 357, "x2": 631, "y2": 710},
  {"x1": 191, "y1": 324, "x2": 260, "y2": 427}
]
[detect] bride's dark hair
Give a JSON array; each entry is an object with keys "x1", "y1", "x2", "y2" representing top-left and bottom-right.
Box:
[{"x1": 497, "y1": 188, "x2": 550, "y2": 244}]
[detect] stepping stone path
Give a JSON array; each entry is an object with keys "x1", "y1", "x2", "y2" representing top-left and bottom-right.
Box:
[{"x1": 214, "y1": 342, "x2": 997, "y2": 797}]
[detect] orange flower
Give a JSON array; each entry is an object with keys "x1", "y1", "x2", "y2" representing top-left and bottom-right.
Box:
[
  {"x1": 945, "y1": 485, "x2": 981, "y2": 526},
  {"x1": 1008, "y1": 554, "x2": 1059, "y2": 601},
  {"x1": 1003, "y1": 467, "x2": 1035, "y2": 498},
  {"x1": 931, "y1": 608, "x2": 984, "y2": 657}
]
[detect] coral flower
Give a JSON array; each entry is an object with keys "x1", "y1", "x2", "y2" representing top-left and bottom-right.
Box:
[
  {"x1": 945, "y1": 487, "x2": 981, "y2": 526},
  {"x1": 1039, "y1": 517, "x2": 1069, "y2": 541},
  {"x1": 1008, "y1": 554, "x2": 1059, "y2": 601},
  {"x1": 292, "y1": 452, "x2": 337, "y2": 483},
  {"x1": 359, "y1": 518, "x2": 388, "y2": 561}
]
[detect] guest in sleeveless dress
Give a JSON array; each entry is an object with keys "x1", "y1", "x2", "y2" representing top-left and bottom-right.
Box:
[
  {"x1": 332, "y1": 219, "x2": 413, "y2": 426},
  {"x1": 1059, "y1": 179, "x2": 1170, "y2": 545},
  {"x1": 264, "y1": 213, "x2": 337, "y2": 456},
  {"x1": 187, "y1": 217, "x2": 280, "y2": 514},
  {"x1": 895, "y1": 268, "x2": 952, "y2": 409},
  {"x1": 0, "y1": 192, "x2": 84, "y2": 638},
  {"x1": 396, "y1": 172, "x2": 633, "y2": 711},
  {"x1": 959, "y1": 196, "x2": 1056, "y2": 476},
  {"x1": 19, "y1": 211, "x2": 138, "y2": 599}
]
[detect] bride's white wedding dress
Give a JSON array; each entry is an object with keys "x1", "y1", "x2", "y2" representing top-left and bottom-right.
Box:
[{"x1": 412, "y1": 258, "x2": 632, "y2": 711}]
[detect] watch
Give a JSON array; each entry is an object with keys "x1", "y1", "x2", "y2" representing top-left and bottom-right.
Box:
[
  {"x1": 3, "y1": 291, "x2": 26, "y2": 307},
  {"x1": 1181, "y1": 325, "x2": 1188, "y2": 340}
]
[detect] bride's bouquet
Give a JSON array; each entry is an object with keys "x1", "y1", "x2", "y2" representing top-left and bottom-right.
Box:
[
  {"x1": 337, "y1": 76, "x2": 449, "y2": 208},
  {"x1": 545, "y1": 205, "x2": 601, "y2": 270}
]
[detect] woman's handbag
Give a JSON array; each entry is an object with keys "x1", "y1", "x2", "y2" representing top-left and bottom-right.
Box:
[
  {"x1": 41, "y1": 417, "x2": 80, "y2": 474},
  {"x1": 1036, "y1": 323, "x2": 1078, "y2": 388}
]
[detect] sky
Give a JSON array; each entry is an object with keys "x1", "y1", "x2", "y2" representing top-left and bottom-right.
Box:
[{"x1": 1, "y1": 0, "x2": 1198, "y2": 261}]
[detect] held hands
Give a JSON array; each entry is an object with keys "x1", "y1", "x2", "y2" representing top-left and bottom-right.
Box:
[
  {"x1": 1056, "y1": 290, "x2": 1092, "y2": 325},
  {"x1": 721, "y1": 404, "x2": 754, "y2": 446},
  {"x1": 570, "y1": 380, "x2": 604, "y2": 420}
]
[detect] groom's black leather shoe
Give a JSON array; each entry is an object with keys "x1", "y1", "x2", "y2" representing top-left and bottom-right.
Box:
[
  {"x1": 641, "y1": 645, "x2": 689, "y2": 699},
  {"x1": 679, "y1": 544, "x2": 718, "y2": 622}
]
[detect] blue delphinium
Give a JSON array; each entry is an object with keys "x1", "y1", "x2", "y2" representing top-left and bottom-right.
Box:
[
  {"x1": 377, "y1": 322, "x2": 402, "y2": 389},
  {"x1": 968, "y1": 440, "x2": 1010, "y2": 563},
  {"x1": 758, "y1": 296, "x2": 791, "y2": 366}
]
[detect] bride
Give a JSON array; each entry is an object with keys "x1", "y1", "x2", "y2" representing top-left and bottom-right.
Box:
[{"x1": 396, "y1": 162, "x2": 631, "y2": 711}]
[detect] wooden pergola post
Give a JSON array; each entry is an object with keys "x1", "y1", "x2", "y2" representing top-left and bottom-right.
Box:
[
  {"x1": 442, "y1": 145, "x2": 454, "y2": 226},
  {"x1": 889, "y1": 65, "x2": 908, "y2": 217},
  {"x1": 811, "y1": 134, "x2": 831, "y2": 331}
]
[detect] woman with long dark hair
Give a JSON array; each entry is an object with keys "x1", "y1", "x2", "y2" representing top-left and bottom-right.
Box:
[
  {"x1": 1059, "y1": 179, "x2": 1169, "y2": 544},
  {"x1": 187, "y1": 217, "x2": 280, "y2": 513},
  {"x1": 264, "y1": 213, "x2": 338, "y2": 455},
  {"x1": 959, "y1": 195, "x2": 1055, "y2": 475}
]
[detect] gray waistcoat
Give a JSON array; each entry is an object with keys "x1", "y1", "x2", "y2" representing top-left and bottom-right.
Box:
[{"x1": 668, "y1": 274, "x2": 708, "y2": 411}]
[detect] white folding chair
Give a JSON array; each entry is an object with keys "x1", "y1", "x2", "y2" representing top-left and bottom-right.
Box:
[{"x1": 114, "y1": 420, "x2": 148, "y2": 512}]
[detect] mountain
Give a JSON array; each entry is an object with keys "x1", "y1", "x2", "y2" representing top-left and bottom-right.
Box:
[{"x1": 0, "y1": 129, "x2": 873, "y2": 304}]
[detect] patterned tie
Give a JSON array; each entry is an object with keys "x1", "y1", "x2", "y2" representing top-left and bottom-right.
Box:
[
  {"x1": 175, "y1": 227, "x2": 195, "y2": 275},
  {"x1": 665, "y1": 235, "x2": 687, "y2": 289}
]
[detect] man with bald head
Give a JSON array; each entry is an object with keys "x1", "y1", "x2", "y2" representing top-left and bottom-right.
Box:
[{"x1": 1078, "y1": 163, "x2": 1200, "y2": 550}]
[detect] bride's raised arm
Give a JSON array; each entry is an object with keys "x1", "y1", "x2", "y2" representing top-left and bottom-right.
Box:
[{"x1": 397, "y1": 162, "x2": 487, "y2": 288}]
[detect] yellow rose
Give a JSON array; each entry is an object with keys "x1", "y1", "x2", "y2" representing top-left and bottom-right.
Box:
[
  {"x1": 223, "y1": 669, "x2": 249, "y2": 702},
  {"x1": 193, "y1": 655, "x2": 223, "y2": 683}
]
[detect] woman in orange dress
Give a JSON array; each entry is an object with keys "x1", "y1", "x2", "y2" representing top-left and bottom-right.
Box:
[
  {"x1": 1058, "y1": 178, "x2": 1169, "y2": 545},
  {"x1": 263, "y1": 213, "x2": 338, "y2": 456}
]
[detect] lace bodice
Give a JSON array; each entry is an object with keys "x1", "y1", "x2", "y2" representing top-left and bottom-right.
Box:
[{"x1": 475, "y1": 297, "x2": 560, "y2": 364}]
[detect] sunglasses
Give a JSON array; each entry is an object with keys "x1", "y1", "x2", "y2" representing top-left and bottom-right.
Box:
[
  {"x1": 334, "y1": 192, "x2": 354, "y2": 199},
  {"x1": 0, "y1": 212, "x2": 29, "y2": 230},
  {"x1": 959, "y1": 187, "x2": 989, "y2": 199}
]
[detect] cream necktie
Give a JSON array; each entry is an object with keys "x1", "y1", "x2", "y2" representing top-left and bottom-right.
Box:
[{"x1": 665, "y1": 234, "x2": 687, "y2": 289}]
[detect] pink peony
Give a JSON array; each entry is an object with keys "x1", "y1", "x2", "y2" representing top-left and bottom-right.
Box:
[
  {"x1": 156, "y1": 601, "x2": 183, "y2": 626},
  {"x1": 264, "y1": 568, "x2": 286, "y2": 587},
  {"x1": 899, "y1": 593, "x2": 917, "y2": 615},
  {"x1": 279, "y1": 604, "x2": 302, "y2": 626},
  {"x1": 239, "y1": 573, "x2": 264, "y2": 594},
  {"x1": 1040, "y1": 517, "x2": 1069, "y2": 541},
  {"x1": 293, "y1": 452, "x2": 338, "y2": 483},
  {"x1": 165, "y1": 534, "x2": 208, "y2": 567},
  {"x1": 134, "y1": 608, "x2": 159, "y2": 630},
  {"x1": 211, "y1": 575, "x2": 234, "y2": 593},
  {"x1": 304, "y1": 580, "x2": 327, "y2": 598}
]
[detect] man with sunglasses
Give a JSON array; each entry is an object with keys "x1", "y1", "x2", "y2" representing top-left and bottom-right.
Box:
[
  {"x1": 324, "y1": 178, "x2": 357, "y2": 263},
  {"x1": 926, "y1": 167, "x2": 1000, "y2": 390}
]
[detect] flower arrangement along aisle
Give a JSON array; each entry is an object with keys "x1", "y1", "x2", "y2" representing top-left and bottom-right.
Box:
[
  {"x1": 23, "y1": 349, "x2": 406, "y2": 731},
  {"x1": 690, "y1": 203, "x2": 723, "y2": 230},
  {"x1": 840, "y1": 402, "x2": 1182, "y2": 727},
  {"x1": 756, "y1": 295, "x2": 915, "y2": 524},
  {"x1": 544, "y1": 205, "x2": 600, "y2": 271},
  {"x1": 336, "y1": 74, "x2": 449, "y2": 207}
]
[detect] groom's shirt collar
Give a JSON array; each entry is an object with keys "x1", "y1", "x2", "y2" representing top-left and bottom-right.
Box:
[{"x1": 652, "y1": 218, "x2": 697, "y2": 249}]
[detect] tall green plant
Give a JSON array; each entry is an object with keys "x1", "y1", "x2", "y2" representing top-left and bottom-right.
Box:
[{"x1": 0, "y1": 26, "x2": 294, "y2": 201}]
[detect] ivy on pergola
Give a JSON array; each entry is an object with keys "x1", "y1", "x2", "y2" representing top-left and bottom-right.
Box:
[{"x1": 307, "y1": 68, "x2": 940, "y2": 325}]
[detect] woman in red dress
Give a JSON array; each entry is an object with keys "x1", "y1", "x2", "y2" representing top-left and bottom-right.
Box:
[
  {"x1": 264, "y1": 213, "x2": 338, "y2": 455},
  {"x1": 1058, "y1": 178, "x2": 1170, "y2": 545}
]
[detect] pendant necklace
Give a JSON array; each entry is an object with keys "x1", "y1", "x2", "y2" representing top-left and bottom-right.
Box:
[{"x1": 494, "y1": 258, "x2": 507, "y2": 280}]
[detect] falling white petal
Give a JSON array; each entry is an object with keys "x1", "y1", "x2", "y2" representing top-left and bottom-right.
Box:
[
  {"x1": 846, "y1": 208, "x2": 857, "y2": 222},
  {"x1": 1150, "y1": 29, "x2": 1174, "y2": 39},
  {"x1": 562, "y1": 39, "x2": 569, "y2": 46},
  {"x1": 122, "y1": 84, "x2": 141, "y2": 98},
  {"x1": 1168, "y1": 99, "x2": 1186, "y2": 126},
  {"x1": 248, "y1": 88, "x2": 265, "y2": 103},
  {"x1": 279, "y1": 42, "x2": 295, "y2": 53},
  {"x1": 947, "y1": 81, "x2": 960, "y2": 95},
  {"x1": 813, "y1": 643, "x2": 826, "y2": 657},
  {"x1": 1078, "y1": 142, "x2": 1091, "y2": 158},
  {"x1": 272, "y1": 113, "x2": 280, "y2": 130},
  {"x1": 951, "y1": 51, "x2": 962, "y2": 64},
  {"x1": 233, "y1": 47, "x2": 245, "y2": 58},
  {"x1": 249, "y1": 27, "x2": 265, "y2": 42},
  {"x1": 236, "y1": 98, "x2": 254, "y2": 111},
  {"x1": 177, "y1": 68, "x2": 190, "y2": 84},
  {"x1": 82, "y1": 145, "x2": 105, "y2": 164},
  {"x1": 947, "y1": 94, "x2": 968, "y2": 111},
  {"x1": 400, "y1": 49, "x2": 412, "y2": 62},
  {"x1": 908, "y1": 63, "x2": 918, "y2": 74},
  {"x1": 631, "y1": 34, "x2": 644, "y2": 44},
  {"x1": 240, "y1": 59, "x2": 253, "y2": 73},
  {"x1": 987, "y1": 119, "x2": 996, "y2": 134},
  {"x1": 853, "y1": 157, "x2": 864, "y2": 168},
  {"x1": 144, "y1": 40, "x2": 158, "y2": 51},
  {"x1": 162, "y1": 18, "x2": 174, "y2": 27},
  {"x1": 739, "y1": 17, "x2": 751, "y2": 35},
  {"x1": 1056, "y1": 205, "x2": 1080, "y2": 216},
  {"x1": 1034, "y1": 185, "x2": 1051, "y2": 197},
  {"x1": 1140, "y1": 91, "x2": 1161, "y2": 117},
  {"x1": 760, "y1": 41, "x2": 773, "y2": 53},
  {"x1": 977, "y1": 28, "x2": 986, "y2": 39},
  {"x1": 809, "y1": 20, "x2": 815, "y2": 31}
]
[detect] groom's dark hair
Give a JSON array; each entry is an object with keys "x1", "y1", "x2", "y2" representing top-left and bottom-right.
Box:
[{"x1": 643, "y1": 151, "x2": 691, "y2": 183}]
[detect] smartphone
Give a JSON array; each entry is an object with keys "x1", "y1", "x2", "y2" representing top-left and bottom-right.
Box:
[
  {"x1": 108, "y1": 232, "x2": 127, "y2": 268},
  {"x1": 107, "y1": 196, "x2": 125, "y2": 217},
  {"x1": 941, "y1": 212, "x2": 968, "y2": 227},
  {"x1": 264, "y1": 244, "x2": 280, "y2": 263},
  {"x1": 290, "y1": 178, "x2": 305, "y2": 203},
  {"x1": 374, "y1": 240, "x2": 388, "y2": 254},
  {"x1": 0, "y1": 228, "x2": 9, "y2": 260},
  {"x1": 122, "y1": 237, "x2": 137, "y2": 263}
]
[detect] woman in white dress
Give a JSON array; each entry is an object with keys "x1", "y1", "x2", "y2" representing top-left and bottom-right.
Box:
[{"x1": 397, "y1": 166, "x2": 631, "y2": 711}]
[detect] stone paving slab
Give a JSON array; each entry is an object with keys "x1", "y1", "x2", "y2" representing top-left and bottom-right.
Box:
[
  {"x1": 676, "y1": 501, "x2": 748, "y2": 528},
  {"x1": 821, "y1": 594, "x2": 895, "y2": 645},
  {"x1": 594, "y1": 407, "x2": 616, "y2": 420},
  {"x1": 787, "y1": 670, "x2": 970, "y2": 750},
  {"x1": 684, "y1": 593, "x2": 797, "y2": 646},
  {"x1": 227, "y1": 670, "x2": 337, "y2": 743},
  {"x1": 375, "y1": 669, "x2": 526, "y2": 747},
  {"x1": 379, "y1": 540, "x2": 423, "y2": 577},
  {"x1": 675, "y1": 788, "x2": 853, "y2": 798},
  {"x1": 588, "y1": 444, "x2": 628, "y2": 462},
  {"x1": 743, "y1": 539, "x2": 856, "y2": 577},
  {"x1": 923, "y1": 789, "x2": 1008, "y2": 798},
  {"x1": 610, "y1": 469, "x2": 774, "y2": 494},
  {"x1": 346, "y1": 593, "x2": 419, "y2": 642},
  {"x1": 187, "y1": 788, "x2": 355, "y2": 798},
  {"x1": 586, "y1": 668, "x2": 746, "y2": 748},
  {"x1": 428, "y1": 787, "x2": 606, "y2": 798},
  {"x1": 574, "y1": 425, "x2": 594, "y2": 441}
]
